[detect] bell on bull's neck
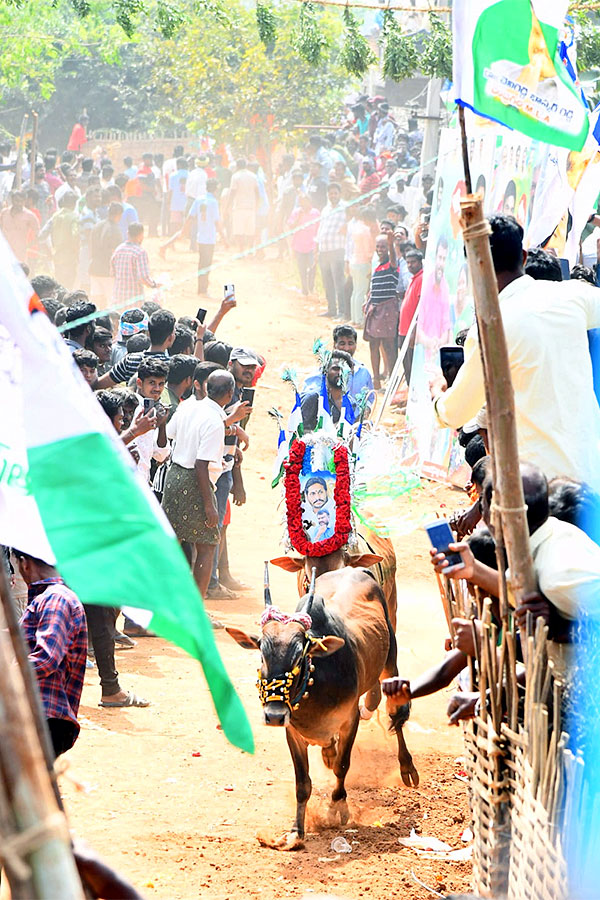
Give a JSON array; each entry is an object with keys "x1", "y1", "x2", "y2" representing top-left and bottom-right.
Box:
[{"x1": 264, "y1": 560, "x2": 272, "y2": 607}]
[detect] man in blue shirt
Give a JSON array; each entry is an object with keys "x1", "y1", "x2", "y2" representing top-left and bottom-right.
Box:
[
  {"x1": 302, "y1": 324, "x2": 374, "y2": 412},
  {"x1": 160, "y1": 178, "x2": 228, "y2": 295},
  {"x1": 106, "y1": 184, "x2": 139, "y2": 240}
]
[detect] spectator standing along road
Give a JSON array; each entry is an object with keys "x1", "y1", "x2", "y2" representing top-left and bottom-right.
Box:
[
  {"x1": 316, "y1": 182, "x2": 347, "y2": 319},
  {"x1": 111, "y1": 222, "x2": 159, "y2": 306}
]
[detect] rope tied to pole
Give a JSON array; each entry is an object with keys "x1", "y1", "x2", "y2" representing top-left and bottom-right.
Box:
[
  {"x1": 0, "y1": 811, "x2": 70, "y2": 881},
  {"x1": 461, "y1": 218, "x2": 492, "y2": 242},
  {"x1": 491, "y1": 502, "x2": 528, "y2": 516}
]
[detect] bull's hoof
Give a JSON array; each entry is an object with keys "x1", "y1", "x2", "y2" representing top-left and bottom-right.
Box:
[
  {"x1": 328, "y1": 799, "x2": 350, "y2": 826},
  {"x1": 400, "y1": 762, "x2": 420, "y2": 788},
  {"x1": 321, "y1": 739, "x2": 337, "y2": 770},
  {"x1": 258, "y1": 831, "x2": 305, "y2": 851},
  {"x1": 359, "y1": 704, "x2": 374, "y2": 720}
]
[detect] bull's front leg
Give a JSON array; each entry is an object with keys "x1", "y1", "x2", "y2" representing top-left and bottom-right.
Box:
[
  {"x1": 328, "y1": 708, "x2": 360, "y2": 826},
  {"x1": 276, "y1": 726, "x2": 311, "y2": 850}
]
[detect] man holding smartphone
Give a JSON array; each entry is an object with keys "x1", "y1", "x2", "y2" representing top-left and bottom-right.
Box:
[
  {"x1": 206, "y1": 347, "x2": 258, "y2": 597},
  {"x1": 132, "y1": 358, "x2": 170, "y2": 484}
]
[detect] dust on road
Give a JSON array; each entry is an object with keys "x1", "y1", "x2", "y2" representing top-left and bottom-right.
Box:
[{"x1": 61, "y1": 240, "x2": 472, "y2": 899}]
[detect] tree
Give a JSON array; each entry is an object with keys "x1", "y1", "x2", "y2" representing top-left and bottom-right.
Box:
[{"x1": 144, "y1": 1, "x2": 349, "y2": 148}]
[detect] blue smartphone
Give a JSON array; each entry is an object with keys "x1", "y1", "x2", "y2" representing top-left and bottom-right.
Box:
[{"x1": 424, "y1": 519, "x2": 464, "y2": 571}]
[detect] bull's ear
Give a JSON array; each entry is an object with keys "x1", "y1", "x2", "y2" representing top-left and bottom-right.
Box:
[
  {"x1": 309, "y1": 635, "x2": 345, "y2": 657},
  {"x1": 347, "y1": 553, "x2": 383, "y2": 568},
  {"x1": 226, "y1": 627, "x2": 261, "y2": 650},
  {"x1": 270, "y1": 555, "x2": 303, "y2": 572}
]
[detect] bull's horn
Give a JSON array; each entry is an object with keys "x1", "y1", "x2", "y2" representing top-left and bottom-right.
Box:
[
  {"x1": 304, "y1": 567, "x2": 317, "y2": 614},
  {"x1": 264, "y1": 560, "x2": 272, "y2": 606}
]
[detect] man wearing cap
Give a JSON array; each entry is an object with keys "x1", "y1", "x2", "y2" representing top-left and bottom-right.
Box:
[{"x1": 110, "y1": 308, "x2": 149, "y2": 366}]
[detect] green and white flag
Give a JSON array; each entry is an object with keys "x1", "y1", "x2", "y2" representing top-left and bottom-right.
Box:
[
  {"x1": 453, "y1": 1, "x2": 589, "y2": 150},
  {"x1": 0, "y1": 234, "x2": 253, "y2": 754}
]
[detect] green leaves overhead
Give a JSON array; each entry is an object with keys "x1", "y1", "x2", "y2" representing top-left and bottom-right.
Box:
[
  {"x1": 419, "y1": 11, "x2": 452, "y2": 80},
  {"x1": 256, "y1": 0, "x2": 277, "y2": 47},
  {"x1": 293, "y1": 1, "x2": 329, "y2": 65},
  {"x1": 381, "y1": 8, "x2": 418, "y2": 82},
  {"x1": 339, "y1": 6, "x2": 375, "y2": 78}
]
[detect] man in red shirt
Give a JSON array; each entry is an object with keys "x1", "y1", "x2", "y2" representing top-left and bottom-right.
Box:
[
  {"x1": 398, "y1": 248, "x2": 423, "y2": 383},
  {"x1": 359, "y1": 160, "x2": 380, "y2": 197},
  {"x1": 67, "y1": 115, "x2": 89, "y2": 153}
]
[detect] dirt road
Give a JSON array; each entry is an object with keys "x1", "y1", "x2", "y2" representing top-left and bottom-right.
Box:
[{"x1": 61, "y1": 240, "x2": 472, "y2": 899}]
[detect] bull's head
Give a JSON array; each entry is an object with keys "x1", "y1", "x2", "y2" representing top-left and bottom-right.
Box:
[
  {"x1": 270, "y1": 551, "x2": 384, "y2": 592},
  {"x1": 227, "y1": 563, "x2": 345, "y2": 727}
]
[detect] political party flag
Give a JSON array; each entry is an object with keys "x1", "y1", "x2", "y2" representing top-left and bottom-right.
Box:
[
  {"x1": 453, "y1": 1, "x2": 589, "y2": 150},
  {"x1": 0, "y1": 234, "x2": 253, "y2": 754}
]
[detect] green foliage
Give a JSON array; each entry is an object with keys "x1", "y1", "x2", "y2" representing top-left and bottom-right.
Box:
[
  {"x1": 256, "y1": 0, "x2": 277, "y2": 47},
  {"x1": 381, "y1": 9, "x2": 418, "y2": 83},
  {"x1": 147, "y1": 1, "x2": 346, "y2": 146},
  {"x1": 293, "y1": 1, "x2": 328, "y2": 66},
  {"x1": 574, "y1": 10, "x2": 600, "y2": 73},
  {"x1": 339, "y1": 6, "x2": 375, "y2": 78},
  {"x1": 420, "y1": 11, "x2": 452, "y2": 80}
]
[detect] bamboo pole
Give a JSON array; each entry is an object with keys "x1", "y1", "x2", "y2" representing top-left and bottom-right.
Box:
[
  {"x1": 29, "y1": 112, "x2": 38, "y2": 185},
  {"x1": 13, "y1": 114, "x2": 28, "y2": 191},
  {"x1": 458, "y1": 193, "x2": 537, "y2": 626},
  {"x1": 0, "y1": 565, "x2": 83, "y2": 899}
]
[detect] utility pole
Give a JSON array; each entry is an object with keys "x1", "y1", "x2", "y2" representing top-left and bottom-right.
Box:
[{"x1": 419, "y1": 0, "x2": 443, "y2": 175}]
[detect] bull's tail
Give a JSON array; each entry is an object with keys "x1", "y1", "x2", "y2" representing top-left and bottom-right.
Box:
[{"x1": 388, "y1": 702, "x2": 411, "y2": 733}]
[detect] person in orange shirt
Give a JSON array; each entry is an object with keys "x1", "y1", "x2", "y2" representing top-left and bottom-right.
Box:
[
  {"x1": 0, "y1": 190, "x2": 39, "y2": 263},
  {"x1": 67, "y1": 115, "x2": 89, "y2": 153}
]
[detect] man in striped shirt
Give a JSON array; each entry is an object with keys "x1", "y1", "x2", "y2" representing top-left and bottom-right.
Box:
[
  {"x1": 363, "y1": 231, "x2": 399, "y2": 390},
  {"x1": 110, "y1": 222, "x2": 159, "y2": 305}
]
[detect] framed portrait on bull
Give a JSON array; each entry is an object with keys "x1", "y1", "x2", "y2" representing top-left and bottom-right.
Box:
[{"x1": 284, "y1": 435, "x2": 352, "y2": 557}]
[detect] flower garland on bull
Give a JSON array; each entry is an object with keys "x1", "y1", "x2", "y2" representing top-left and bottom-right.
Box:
[{"x1": 269, "y1": 339, "x2": 363, "y2": 557}]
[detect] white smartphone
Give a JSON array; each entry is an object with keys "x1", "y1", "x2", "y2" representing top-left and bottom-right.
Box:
[{"x1": 224, "y1": 283, "x2": 235, "y2": 302}]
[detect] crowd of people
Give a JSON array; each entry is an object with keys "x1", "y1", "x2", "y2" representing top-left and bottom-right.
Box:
[
  {"x1": 5, "y1": 249, "x2": 272, "y2": 752},
  {"x1": 0, "y1": 96, "x2": 428, "y2": 395},
  {"x1": 384, "y1": 215, "x2": 600, "y2": 732},
  {"x1": 6, "y1": 95, "x2": 600, "y2": 798}
]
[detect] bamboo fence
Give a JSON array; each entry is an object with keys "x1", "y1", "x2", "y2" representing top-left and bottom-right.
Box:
[{"x1": 443, "y1": 576, "x2": 573, "y2": 900}]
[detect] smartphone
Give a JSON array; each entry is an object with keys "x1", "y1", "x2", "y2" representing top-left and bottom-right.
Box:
[
  {"x1": 439, "y1": 345, "x2": 465, "y2": 388},
  {"x1": 424, "y1": 519, "x2": 464, "y2": 572},
  {"x1": 143, "y1": 398, "x2": 155, "y2": 413},
  {"x1": 196, "y1": 307, "x2": 207, "y2": 324},
  {"x1": 241, "y1": 387, "x2": 255, "y2": 407},
  {"x1": 559, "y1": 258, "x2": 570, "y2": 280},
  {"x1": 224, "y1": 283, "x2": 235, "y2": 301}
]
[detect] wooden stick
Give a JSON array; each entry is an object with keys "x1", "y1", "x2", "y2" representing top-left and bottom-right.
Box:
[
  {"x1": 0, "y1": 563, "x2": 64, "y2": 812},
  {"x1": 14, "y1": 114, "x2": 28, "y2": 191},
  {"x1": 458, "y1": 194, "x2": 537, "y2": 644},
  {"x1": 29, "y1": 111, "x2": 38, "y2": 186},
  {"x1": 0, "y1": 567, "x2": 83, "y2": 898},
  {"x1": 458, "y1": 106, "x2": 472, "y2": 194}
]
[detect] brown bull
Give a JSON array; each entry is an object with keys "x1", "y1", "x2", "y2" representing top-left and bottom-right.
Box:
[
  {"x1": 271, "y1": 526, "x2": 398, "y2": 629},
  {"x1": 227, "y1": 565, "x2": 418, "y2": 850}
]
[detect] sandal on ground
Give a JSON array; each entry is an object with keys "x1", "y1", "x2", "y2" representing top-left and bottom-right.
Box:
[
  {"x1": 219, "y1": 578, "x2": 251, "y2": 592},
  {"x1": 99, "y1": 692, "x2": 150, "y2": 708}
]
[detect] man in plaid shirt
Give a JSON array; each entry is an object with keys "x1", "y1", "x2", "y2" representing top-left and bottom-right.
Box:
[
  {"x1": 110, "y1": 222, "x2": 159, "y2": 305},
  {"x1": 14, "y1": 548, "x2": 87, "y2": 758},
  {"x1": 316, "y1": 182, "x2": 347, "y2": 318}
]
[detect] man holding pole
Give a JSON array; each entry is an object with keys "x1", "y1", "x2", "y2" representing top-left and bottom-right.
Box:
[
  {"x1": 13, "y1": 548, "x2": 87, "y2": 758},
  {"x1": 431, "y1": 214, "x2": 600, "y2": 492}
]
